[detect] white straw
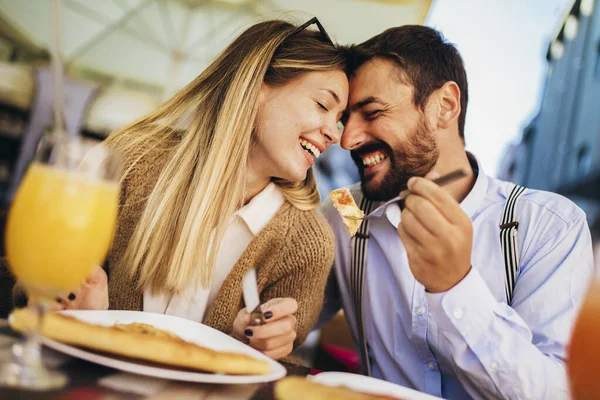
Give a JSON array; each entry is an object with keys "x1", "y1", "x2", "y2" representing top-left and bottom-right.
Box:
[{"x1": 50, "y1": 0, "x2": 65, "y2": 135}]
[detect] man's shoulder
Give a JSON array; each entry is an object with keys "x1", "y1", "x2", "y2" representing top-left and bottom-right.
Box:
[{"x1": 486, "y1": 176, "x2": 587, "y2": 235}]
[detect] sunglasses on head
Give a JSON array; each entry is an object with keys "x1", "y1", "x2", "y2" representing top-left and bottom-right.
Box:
[{"x1": 288, "y1": 17, "x2": 334, "y2": 45}]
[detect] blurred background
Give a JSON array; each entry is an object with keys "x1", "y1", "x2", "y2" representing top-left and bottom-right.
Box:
[
  {"x1": 0, "y1": 0, "x2": 598, "y2": 371},
  {"x1": 0, "y1": 0, "x2": 599, "y2": 280}
]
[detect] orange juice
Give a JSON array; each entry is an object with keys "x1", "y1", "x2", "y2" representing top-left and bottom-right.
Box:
[
  {"x1": 5, "y1": 163, "x2": 119, "y2": 295},
  {"x1": 568, "y1": 282, "x2": 600, "y2": 399}
]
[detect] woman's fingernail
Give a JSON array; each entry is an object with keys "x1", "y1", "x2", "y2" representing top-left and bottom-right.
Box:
[
  {"x1": 68, "y1": 293, "x2": 76, "y2": 301},
  {"x1": 263, "y1": 311, "x2": 273, "y2": 320},
  {"x1": 244, "y1": 329, "x2": 253, "y2": 337},
  {"x1": 407, "y1": 177, "x2": 416, "y2": 188}
]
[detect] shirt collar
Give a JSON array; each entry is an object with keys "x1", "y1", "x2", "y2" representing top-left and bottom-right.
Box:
[
  {"x1": 236, "y1": 182, "x2": 285, "y2": 236},
  {"x1": 460, "y1": 152, "x2": 488, "y2": 218},
  {"x1": 385, "y1": 152, "x2": 488, "y2": 228}
]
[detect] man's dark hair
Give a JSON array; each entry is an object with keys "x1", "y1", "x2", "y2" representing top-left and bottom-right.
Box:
[{"x1": 345, "y1": 25, "x2": 469, "y2": 139}]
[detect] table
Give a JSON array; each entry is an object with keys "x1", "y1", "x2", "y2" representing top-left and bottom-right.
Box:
[{"x1": 0, "y1": 320, "x2": 310, "y2": 399}]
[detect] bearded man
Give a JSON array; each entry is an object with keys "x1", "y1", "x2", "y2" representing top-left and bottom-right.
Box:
[{"x1": 320, "y1": 25, "x2": 593, "y2": 400}]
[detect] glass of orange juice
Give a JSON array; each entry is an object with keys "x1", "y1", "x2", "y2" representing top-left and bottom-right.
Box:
[{"x1": 0, "y1": 136, "x2": 122, "y2": 390}]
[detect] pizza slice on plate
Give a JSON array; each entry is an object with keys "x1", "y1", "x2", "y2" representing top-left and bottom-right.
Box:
[
  {"x1": 275, "y1": 377, "x2": 401, "y2": 400},
  {"x1": 9, "y1": 308, "x2": 270, "y2": 375}
]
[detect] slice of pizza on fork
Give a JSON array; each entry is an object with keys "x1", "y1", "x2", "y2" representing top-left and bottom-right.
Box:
[{"x1": 330, "y1": 188, "x2": 364, "y2": 237}]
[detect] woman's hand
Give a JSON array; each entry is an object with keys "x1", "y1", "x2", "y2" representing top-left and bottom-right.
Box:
[
  {"x1": 46, "y1": 266, "x2": 109, "y2": 311},
  {"x1": 232, "y1": 298, "x2": 298, "y2": 360}
]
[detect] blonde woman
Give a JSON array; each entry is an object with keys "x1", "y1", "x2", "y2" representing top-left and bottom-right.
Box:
[{"x1": 13, "y1": 18, "x2": 348, "y2": 361}]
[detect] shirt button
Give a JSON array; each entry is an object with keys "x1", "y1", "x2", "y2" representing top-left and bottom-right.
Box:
[
  {"x1": 490, "y1": 362, "x2": 499, "y2": 370},
  {"x1": 427, "y1": 362, "x2": 436, "y2": 370},
  {"x1": 453, "y1": 308, "x2": 464, "y2": 319},
  {"x1": 416, "y1": 306, "x2": 425, "y2": 316}
]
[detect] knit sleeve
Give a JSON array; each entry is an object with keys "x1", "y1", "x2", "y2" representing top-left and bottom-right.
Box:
[{"x1": 260, "y1": 210, "x2": 335, "y2": 347}]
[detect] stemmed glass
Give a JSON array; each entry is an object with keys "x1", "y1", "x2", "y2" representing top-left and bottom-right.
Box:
[{"x1": 0, "y1": 136, "x2": 122, "y2": 390}]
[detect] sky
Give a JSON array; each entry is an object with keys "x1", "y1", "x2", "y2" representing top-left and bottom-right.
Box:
[{"x1": 426, "y1": 0, "x2": 572, "y2": 177}]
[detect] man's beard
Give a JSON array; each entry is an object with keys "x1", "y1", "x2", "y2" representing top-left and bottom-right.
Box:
[{"x1": 351, "y1": 118, "x2": 439, "y2": 201}]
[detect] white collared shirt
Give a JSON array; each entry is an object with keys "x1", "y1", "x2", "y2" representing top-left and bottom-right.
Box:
[
  {"x1": 143, "y1": 182, "x2": 285, "y2": 321},
  {"x1": 321, "y1": 154, "x2": 594, "y2": 400}
]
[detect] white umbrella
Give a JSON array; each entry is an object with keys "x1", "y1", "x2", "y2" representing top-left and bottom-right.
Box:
[{"x1": 0, "y1": 0, "x2": 432, "y2": 92}]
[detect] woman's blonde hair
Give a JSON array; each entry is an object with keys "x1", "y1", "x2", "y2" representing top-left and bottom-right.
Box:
[{"x1": 106, "y1": 19, "x2": 347, "y2": 293}]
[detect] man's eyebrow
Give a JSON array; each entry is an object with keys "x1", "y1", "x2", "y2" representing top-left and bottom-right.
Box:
[
  {"x1": 350, "y1": 96, "x2": 387, "y2": 111},
  {"x1": 319, "y1": 88, "x2": 341, "y2": 104}
]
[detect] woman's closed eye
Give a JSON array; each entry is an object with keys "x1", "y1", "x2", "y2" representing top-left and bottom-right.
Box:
[{"x1": 316, "y1": 102, "x2": 329, "y2": 112}]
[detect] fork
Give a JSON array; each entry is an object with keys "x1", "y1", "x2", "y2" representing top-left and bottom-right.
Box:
[{"x1": 340, "y1": 168, "x2": 470, "y2": 221}]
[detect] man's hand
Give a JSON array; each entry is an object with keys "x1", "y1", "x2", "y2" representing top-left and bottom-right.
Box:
[
  {"x1": 48, "y1": 266, "x2": 109, "y2": 311},
  {"x1": 232, "y1": 298, "x2": 298, "y2": 360},
  {"x1": 397, "y1": 174, "x2": 473, "y2": 293}
]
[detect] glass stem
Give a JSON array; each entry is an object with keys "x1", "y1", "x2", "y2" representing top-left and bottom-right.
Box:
[{"x1": 22, "y1": 302, "x2": 47, "y2": 368}]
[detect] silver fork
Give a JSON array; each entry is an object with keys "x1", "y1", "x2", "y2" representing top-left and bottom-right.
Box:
[{"x1": 341, "y1": 168, "x2": 470, "y2": 221}]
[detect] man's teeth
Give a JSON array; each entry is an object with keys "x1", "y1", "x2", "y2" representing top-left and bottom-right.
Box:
[
  {"x1": 300, "y1": 139, "x2": 320, "y2": 159},
  {"x1": 362, "y1": 153, "x2": 386, "y2": 167}
]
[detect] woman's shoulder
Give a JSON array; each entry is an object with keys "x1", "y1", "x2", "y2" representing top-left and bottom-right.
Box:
[{"x1": 283, "y1": 206, "x2": 335, "y2": 256}]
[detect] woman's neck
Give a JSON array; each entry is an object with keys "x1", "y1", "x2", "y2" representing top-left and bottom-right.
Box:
[{"x1": 244, "y1": 163, "x2": 270, "y2": 206}]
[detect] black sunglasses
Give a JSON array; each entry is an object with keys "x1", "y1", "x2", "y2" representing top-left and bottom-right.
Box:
[{"x1": 288, "y1": 17, "x2": 334, "y2": 45}]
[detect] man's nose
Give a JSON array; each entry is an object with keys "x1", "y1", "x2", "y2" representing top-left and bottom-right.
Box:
[{"x1": 340, "y1": 116, "x2": 365, "y2": 150}]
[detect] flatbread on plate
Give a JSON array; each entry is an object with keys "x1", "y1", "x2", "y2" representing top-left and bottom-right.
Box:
[
  {"x1": 275, "y1": 377, "x2": 401, "y2": 400},
  {"x1": 9, "y1": 308, "x2": 270, "y2": 375}
]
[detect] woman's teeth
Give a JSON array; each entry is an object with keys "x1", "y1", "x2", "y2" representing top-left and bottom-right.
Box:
[
  {"x1": 362, "y1": 153, "x2": 387, "y2": 167},
  {"x1": 300, "y1": 139, "x2": 320, "y2": 159}
]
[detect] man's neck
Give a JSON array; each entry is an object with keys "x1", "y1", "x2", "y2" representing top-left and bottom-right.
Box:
[{"x1": 432, "y1": 141, "x2": 476, "y2": 204}]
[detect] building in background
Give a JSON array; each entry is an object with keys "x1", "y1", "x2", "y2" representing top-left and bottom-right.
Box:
[{"x1": 499, "y1": 0, "x2": 600, "y2": 249}]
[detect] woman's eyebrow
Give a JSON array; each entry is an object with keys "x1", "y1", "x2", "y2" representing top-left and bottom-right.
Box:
[{"x1": 318, "y1": 88, "x2": 341, "y2": 105}]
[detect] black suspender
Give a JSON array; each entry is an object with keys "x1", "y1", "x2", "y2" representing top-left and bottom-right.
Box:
[
  {"x1": 348, "y1": 183, "x2": 525, "y2": 375},
  {"x1": 350, "y1": 195, "x2": 375, "y2": 376},
  {"x1": 500, "y1": 184, "x2": 526, "y2": 305}
]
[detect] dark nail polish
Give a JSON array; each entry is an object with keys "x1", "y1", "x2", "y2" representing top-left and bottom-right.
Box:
[
  {"x1": 263, "y1": 311, "x2": 273, "y2": 319},
  {"x1": 68, "y1": 293, "x2": 76, "y2": 301},
  {"x1": 244, "y1": 329, "x2": 253, "y2": 337}
]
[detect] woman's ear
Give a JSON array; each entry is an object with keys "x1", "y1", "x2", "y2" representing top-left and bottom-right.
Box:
[{"x1": 436, "y1": 81, "x2": 461, "y2": 130}]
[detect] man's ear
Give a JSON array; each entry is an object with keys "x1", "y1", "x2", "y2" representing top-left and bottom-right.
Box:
[{"x1": 436, "y1": 81, "x2": 461, "y2": 130}]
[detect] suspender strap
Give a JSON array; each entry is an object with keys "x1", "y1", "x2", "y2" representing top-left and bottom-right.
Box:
[
  {"x1": 499, "y1": 184, "x2": 526, "y2": 305},
  {"x1": 350, "y1": 195, "x2": 375, "y2": 376}
]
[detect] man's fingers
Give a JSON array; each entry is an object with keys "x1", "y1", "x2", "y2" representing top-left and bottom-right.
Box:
[
  {"x1": 260, "y1": 298, "x2": 298, "y2": 321},
  {"x1": 398, "y1": 223, "x2": 423, "y2": 255},
  {"x1": 400, "y1": 208, "x2": 435, "y2": 247},
  {"x1": 403, "y1": 195, "x2": 450, "y2": 237},
  {"x1": 407, "y1": 177, "x2": 464, "y2": 224}
]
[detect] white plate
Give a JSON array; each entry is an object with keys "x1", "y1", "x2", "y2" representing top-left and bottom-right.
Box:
[
  {"x1": 310, "y1": 372, "x2": 444, "y2": 400},
  {"x1": 37, "y1": 310, "x2": 287, "y2": 384}
]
